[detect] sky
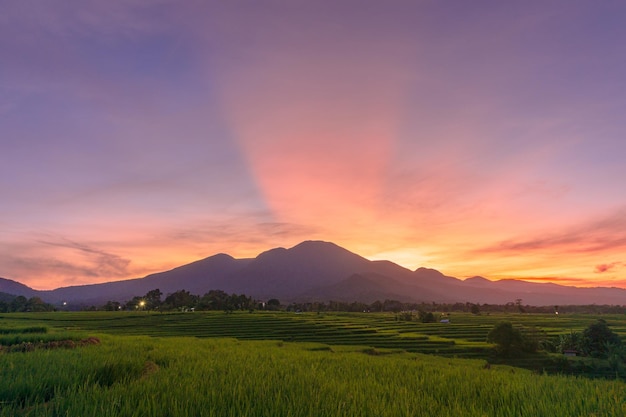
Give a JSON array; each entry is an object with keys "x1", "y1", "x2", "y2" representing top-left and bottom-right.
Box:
[{"x1": 2, "y1": 0, "x2": 626, "y2": 290}]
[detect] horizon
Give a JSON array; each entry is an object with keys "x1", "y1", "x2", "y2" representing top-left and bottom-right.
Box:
[
  {"x1": 3, "y1": 240, "x2": 623, "y2": 292},
  {"x1": 2, "y1": 2, "x2": 626, "y2": 290}
]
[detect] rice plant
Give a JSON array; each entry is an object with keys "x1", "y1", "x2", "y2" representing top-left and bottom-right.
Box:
[{"x1": 1, "y1": 334, "x2": 625, "y2": 416}]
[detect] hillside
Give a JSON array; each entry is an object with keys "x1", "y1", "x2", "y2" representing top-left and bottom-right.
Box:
[{"x1": 1, "y1": 241, "x2": 625, "y2": 306}]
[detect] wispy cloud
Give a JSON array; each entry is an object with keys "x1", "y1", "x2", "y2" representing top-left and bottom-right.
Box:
[
  {"x1": 37, "y1": 238, "x2": 131, "y2": 278},
  {"x1": 166, "y1": 217, "x2": 321, "y2": 256},
  {"x1": 474, "y1": 207, "x2": 626, "y2": 255},
  {"x1": 0, "y1": 234, "x2": 144, "y2": 289},
  {"x1": 594, "y1": 262, "x2": 623, "y2": 274},
  {"x1": 519, "y1": 276, "x2": 626, "y2": 288}
]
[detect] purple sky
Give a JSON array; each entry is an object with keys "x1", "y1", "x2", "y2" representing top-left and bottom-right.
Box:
[{"x1": 2, "y1": 1, "x2": 626, "y2": 290}]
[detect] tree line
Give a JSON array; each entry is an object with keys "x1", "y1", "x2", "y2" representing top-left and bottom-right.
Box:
[
  {"x1": 0, "y1": 294, "x2": 55, "y2": 313},
  {"x1": 81, "y1": 291, "x2": 626, "y2": 315},
  {"x1": 281, "y1": 300, "x2": 626, "y2": 315},
  {"x1": 3, "y1": 287, "x2": 625, "y2": 315},
  {"x1": 93, "y1": 289, "x2": 280, "y2": 313}
]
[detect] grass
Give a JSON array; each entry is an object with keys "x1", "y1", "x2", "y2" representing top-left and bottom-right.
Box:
[
  {"x1": 0, "y1": 321, "x2": 88, "y2": 354},
  {"x1": 0, "y1": 326, "x2": 47, "y2": 335},
  {"x1": 6, "y1": 310, "x2": 624, "y2": 351},
  {"x1": 1, "y1": 311, "x2": 625, "y2": 415},
  {"x1": 1, "y1": 334, "x2": 625, "y2": 416},
  {"x1": 3, "y1": 311, "x2": 624, "y2": 363}
]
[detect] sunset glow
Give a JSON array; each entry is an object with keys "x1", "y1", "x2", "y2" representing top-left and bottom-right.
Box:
[{"x1": 2, "y1": 1, "x2": 626, "y2": 290}]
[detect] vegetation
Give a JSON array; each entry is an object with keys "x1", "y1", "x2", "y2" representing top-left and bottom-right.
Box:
[
  {"x1": 1, "y1": 309, "x2": 625, "y2": 415},
  {"x1": 486, "y1": 322, "x2": 549, "y2": 356},
  {"x1": 0, "y1": 323, "x2": 91, "y2": 353},
  {"x1": 487, "y1": 321, "x2": 523, "y2": 356},
  {"x1": 74, "y1": 287, "x2": 626, "y2": 315},
  {"x1": 3, "y1": 310, "x2": 626, "y2": 376},
  {"x1": 581, "y1": 319, "x2": 622, "y2": 357},
  {"x1": 0, "y1": 296, "x2": 55, "y2": 313},
  {"x1": 98, "y1": 289, "x2": 257, "y2": 313},
  {"x1": 1, "y1": 332, "x2": 626, "y2": 416},
  {"x1": 553, "y1": 319, "x2": 624, "y2": 363}
]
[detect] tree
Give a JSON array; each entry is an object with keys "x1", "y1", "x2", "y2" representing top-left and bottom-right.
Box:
[
  {"x1": 102, "y1": 301, "x2": 121, "y2": 311},
  {"x1": 199, "y1": 290, "x2": 229, "y2": 310},
  {"x1": 370, "y1": 300, "x2": 383, "y2": 312},
  {"x1": 266, "y1": 299, "x2": 281, "y2": 310},
  {"x1": 144, "y1": 289, "x2": 163, "y2": 310},
  {"x1": 26, "y1": 297, "x2": 53, "y2": 312},
  {"x1": 417, "y1": 310, "x2": 436, "y2": 323},
  {"x1": 487, "y1": 321, "x2": 522, "y2": 356},
  {"x1": 163, "y1": 290, "x2": 198, "y2": 311},
  {"x1": 581, "y1": 319, "x2": 622, "y2": 357},
  {"x1": 557, "y1": 331, "x2": 583, "y2": 353},
  {"x1": 124, "y1": 296, "x2": 144, "y2": 311},
  {"x1": 10, "y1": 296, "x2": 28, "y2": 312},
  {"x1": 383, "y1": 299, "x2": 403, "y2": 313},
  {"x1": 240, "y1": 294, "x2": 255, "y2": 311}
]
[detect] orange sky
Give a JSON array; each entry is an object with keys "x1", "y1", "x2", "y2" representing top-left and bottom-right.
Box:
[{"x1": 2, "y1": 1, "x2": 626, "y2": 290}]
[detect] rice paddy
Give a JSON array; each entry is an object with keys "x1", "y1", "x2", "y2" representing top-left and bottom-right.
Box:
[{"x1": 1, "y1": 311, "x2": 625, "y2": 416}]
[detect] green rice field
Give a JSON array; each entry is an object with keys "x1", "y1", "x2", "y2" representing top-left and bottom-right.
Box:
[{"x1": 1, "y1": 311, "x2": 625, "y2": 416}]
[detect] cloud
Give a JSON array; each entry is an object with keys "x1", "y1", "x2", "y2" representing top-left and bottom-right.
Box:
[
  {"x1": 594, "y1": 262, "x2": 623, "y2": 274},
  {"x1": 474, "y1": 207, "x2": 626, "y2": 256},
  {"x1": 166, "y1": 217, "x2": 321, "y2": 254},
  {"x1": 6, "y1": 256, "x2": 101, "y2": 279},
  {"x1": 37, "y1": 237, "x2": 132, "y2": 278},
  {"x1": 511, "y1": 276, "x2": 626, "y2": 288}
]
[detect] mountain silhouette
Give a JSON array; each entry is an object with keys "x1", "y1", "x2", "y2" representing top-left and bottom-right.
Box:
[
  {"x1": 1, "y1": 240, "x2": 625, "y2": 306},
  {"x1": 0, "y1": 277, "x2": 38, "y2": 298}
]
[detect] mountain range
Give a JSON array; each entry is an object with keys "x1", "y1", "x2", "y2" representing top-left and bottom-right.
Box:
[{"x1": 1, "y1": 241, "x2": 625, "y2": 306}]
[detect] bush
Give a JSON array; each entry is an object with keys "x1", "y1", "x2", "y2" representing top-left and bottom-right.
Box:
[
  {"x1": 487, "y1": 322, "x2": 522, "y2": 356},
  {"x1": 519, "y1": 326, "x2": 547, "y2": 353},
  {"x1": 417, "y1": 310, "x2": 436, "y2": 323},
  {"x1": 581, "y1": 319, "x2": 621, "y2": 358}
]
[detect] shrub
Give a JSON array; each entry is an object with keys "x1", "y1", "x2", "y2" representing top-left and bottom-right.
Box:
[
  {"x1": 487, "y1": 321, "x2": 522, "y2": 356},
  {"x1": 581, "y1": 319, "x2": 622, "y2": 358}
]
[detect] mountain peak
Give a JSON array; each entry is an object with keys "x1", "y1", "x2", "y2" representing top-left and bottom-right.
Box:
[
  {"x1": 256, "y1": 247, "x2": 288, "y2": 260},
  {"x1": 462, "y1": 276, "x2": 492, "y2": 287},
  {"x1": 465, "y1": 276, "x2": 489, "y2": 282},
  {"x1": 289, "y1": 240, "x2": 362, "y2": 257},
  {"x1": 205, "y1": 253, "x2": 236, "y2": 262},
  {"x1": 414, "y1": 267, "x2": 445, "y2": 277},
  {"x1": 290, "y1": 240, "x2": 345, "y2": 251}
]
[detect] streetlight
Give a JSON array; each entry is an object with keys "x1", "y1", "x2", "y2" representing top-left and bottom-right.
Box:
[{"x1": 139, "y1": 300, "x2": 146, "y2": 310}]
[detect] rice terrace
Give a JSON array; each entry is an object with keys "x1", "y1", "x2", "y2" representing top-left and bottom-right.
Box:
[{"x1": 2, "y1": 310, "x2": 626, "y2": 416}]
